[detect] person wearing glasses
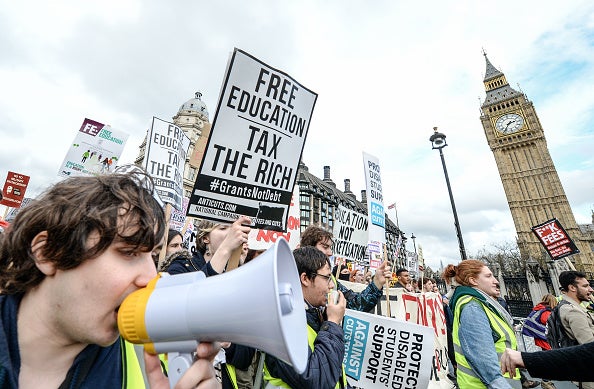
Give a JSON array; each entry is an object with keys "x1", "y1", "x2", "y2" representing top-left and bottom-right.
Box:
[
  {"x1": 264, "y1": 246, "x2": 350, "y2": 388},
  {"x1": 299, "y1": 225, "x2": 392, "y2": 313}
]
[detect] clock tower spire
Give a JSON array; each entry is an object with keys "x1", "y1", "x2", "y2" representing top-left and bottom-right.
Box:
[{"x1": 479, "y1": 53, "x2": 594, "y2": 278}]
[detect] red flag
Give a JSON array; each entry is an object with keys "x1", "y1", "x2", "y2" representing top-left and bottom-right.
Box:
[{"x1": 387, "y1": 202, "x2": 396, "y2": 209}]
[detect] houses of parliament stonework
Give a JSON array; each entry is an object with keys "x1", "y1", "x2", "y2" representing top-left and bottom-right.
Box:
[{"x1": 479, "y1": 53, "x2": 594, "y2": 282}]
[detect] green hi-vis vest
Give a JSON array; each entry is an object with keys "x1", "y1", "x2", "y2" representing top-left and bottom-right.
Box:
[
  {"x1": 121, "y1": 339, "x2": 168, "y2": 388},
  {"x1": 452, "y1": 295, "x2": 519, "y2": 388},
  {"x1": 263, "y1": 325, "x2": 348, "y2": 389}
]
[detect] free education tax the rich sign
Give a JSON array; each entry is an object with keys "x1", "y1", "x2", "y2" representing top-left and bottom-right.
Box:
[{"x1": 187, "y1": 49, "x2": 317, "y2": 231}]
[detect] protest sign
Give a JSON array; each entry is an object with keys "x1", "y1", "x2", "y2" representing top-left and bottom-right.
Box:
[
  {"x1": 58, "y1": 118, "x2": 128, "y2": 177},
  {"x1": 5, "y1": 197, "x2": 33, "y2": 221},
  {"x1": 0, "y1": 172, "x2": 30, "y2": 208},
  {"x1": 406, "y1": 250, "x2": 419, "y2": 279},
  {"x1": 343, "y1": 309, "x2": 435, "y2": 389},
  {"x1": 377, "y1": 289, "x2": 454, "y2": 388},
  {"x1": 187, "y1": 48, "x2": 317, "y2": 231},
  {"x1": 248, "y1": 185, "x2": 300, "y2": 250},
  {"x1": 332, "y1": 205, "x2": 369, "y2": 262},
  {"x1": 362, "y1": 152, "x2": 385, "y2": 244},
  {"x1": 532, "y1": 218, "x2": 579, "y2": 260},
  {"x1": 144, "y1": 117, "x2": 191, "y2": 211},
  {"x1": 367, "y1": 241, "x2": 382, "y2": 270},
  {"x1": 170, "y1": 197, "x2": 190, "y2": 231}
]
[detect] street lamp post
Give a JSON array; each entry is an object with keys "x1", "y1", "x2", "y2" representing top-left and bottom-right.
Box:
[{"x1": 429, "y1": 127, "x2": 468, "y2": 260}]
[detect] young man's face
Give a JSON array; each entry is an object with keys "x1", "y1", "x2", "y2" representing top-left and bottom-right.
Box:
[
  {"x1": 37, "y1": 229, "x2": 158, "y2": 347},
  {"x1": 572, "y1": 277, "x2": 593, "y2": 302},
  {"x1": 315, "y1": 237, "x2": 333, "y2": 258},
  {"x1": 302, "y1": 262, "x2": 334, "y2": 307},
  {"x1": 397, "y1": 271, "x2": 410, "y2": 285},
  {"x1": 166, "y1": 234, "x2": 183, "y2": 256},
  {"x1": 423, "y1": 280, "x2": 433, "y2": 293}
]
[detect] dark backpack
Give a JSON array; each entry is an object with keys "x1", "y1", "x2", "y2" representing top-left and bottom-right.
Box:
[
  {"x1": 521, "y1": 308, "x2": 550, "y2": 340},
  {"x1": 546, "y1": 299, "x2": 579, "y2": 349}
]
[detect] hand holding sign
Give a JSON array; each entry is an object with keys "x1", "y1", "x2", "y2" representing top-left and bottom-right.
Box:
[
  {"x1": 209, "y1": 215, "x2": 251, "y2": 273},
  {"x1": 373, "y1": 260, "x2": 392, "y2": 289}
]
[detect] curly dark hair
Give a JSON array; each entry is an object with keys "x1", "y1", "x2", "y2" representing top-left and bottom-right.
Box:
[
  {"x1": 0, "y1": 169, "x2": 165, "y2": 294},
  {"x1": 300, "y1": 225, "x2": 333, "y2": 248}
]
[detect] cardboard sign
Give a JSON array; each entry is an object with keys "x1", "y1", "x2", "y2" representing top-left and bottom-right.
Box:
[
  {"x1": 363, "y1": 152, "x2": 385, "y2": 245},
  {"x1": 169, "y1": 197, "x2": 190, "y2": 231},
  {"x1": 187, "y1": 48, "x2": 317, "y2": 231},
  {"x1": 332, "y1": 205, "x2": 369, "y2": 262},
  {"x1": 58, "y1": 118, "x2": 128, "y2": 178},
  {"x1": 4, "y1": 197, "x2": 33, "y2": 220},
  {"x1": 378, "y1": 289, "x2": 455, "y2": 388},
  {"x1": 0, "y1": 172, "x2": 30, "y2": 208},
  {"x1": 532, "y1": 218, "x2": 579, "y2": 260},
  {"x1": 144, "y1": 117, "x2": 191, "y2": 211},
  {"x1": 406, "y1": 250, "x2": 419, "y2": 279},
  {"x1": 343, "y1": 309, "x2": 435, "y2": 389}
]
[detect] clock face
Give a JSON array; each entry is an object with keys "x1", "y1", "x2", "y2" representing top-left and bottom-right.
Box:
[{"x1": 495, "y1": 113, "x2": 524, "y2": 134}]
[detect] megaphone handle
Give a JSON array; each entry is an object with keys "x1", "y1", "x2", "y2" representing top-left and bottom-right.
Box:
[{"x1": 167, "y1": 352, "x2": 194, "y2": 388}]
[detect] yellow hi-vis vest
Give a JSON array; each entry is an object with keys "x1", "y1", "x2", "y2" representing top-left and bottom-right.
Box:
[
  {"x1": 121, "y1": 339, "x2": 168, "y2": 389},
  {"x1": 263, "y1": 325, "x2": 348, "y2": 389},
  {"x1": 225, "y1": 364, "x2": 239, "y2": 389},
  {"x1": 452, "y1": 295, "x2": 519, "y2": 388}
]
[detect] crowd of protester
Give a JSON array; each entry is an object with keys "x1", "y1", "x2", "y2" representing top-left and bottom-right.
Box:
[{"x1": 1, "y1": 167, "x2": 591, "y2": 389}]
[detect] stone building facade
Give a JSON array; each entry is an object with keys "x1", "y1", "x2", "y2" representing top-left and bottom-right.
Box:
[{"x1": 479, "y1": 54, "x2": 594, "y2": 280}]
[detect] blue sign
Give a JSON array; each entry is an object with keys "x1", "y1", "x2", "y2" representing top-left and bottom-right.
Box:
[
  {"x1": 370, "y1": 202, "x2": 385, "y2": 228},
  {"x1": 343, "y1": 315, "x2": 370, "y2": 380}
]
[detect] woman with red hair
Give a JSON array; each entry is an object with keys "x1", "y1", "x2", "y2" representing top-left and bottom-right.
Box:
[{"x1": 443, "y1": 260, "x2": 519, "y2": 388}]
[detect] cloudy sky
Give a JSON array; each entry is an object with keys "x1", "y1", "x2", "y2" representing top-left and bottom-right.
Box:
[{"x1": 1, "y1": 1, "x2": 593, "y2": 270}]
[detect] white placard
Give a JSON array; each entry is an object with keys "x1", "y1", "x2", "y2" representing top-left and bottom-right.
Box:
[{"x1": 187, "y1": 48, "x2": 317, "y2": 231}]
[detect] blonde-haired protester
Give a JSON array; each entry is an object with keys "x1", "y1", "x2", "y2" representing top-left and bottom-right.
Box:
[
  {"x1": 443, "y1": 260, "x2": 520, "y2": 388},
  {"x1": 161, "y1": 216, "x2": 250, "y2": 275}
]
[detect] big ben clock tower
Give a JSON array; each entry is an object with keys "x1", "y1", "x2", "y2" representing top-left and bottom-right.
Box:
[{"x1": 479, "y1": 53, "x2": 594, "y2": 277}]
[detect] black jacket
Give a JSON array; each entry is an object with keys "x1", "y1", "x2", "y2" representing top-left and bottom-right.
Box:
[
  {"x1": 264, "y1": 305, "x2": 350, "y2": 388},
  {"x1": 165, "y1": 250, "x2": 217, "y2": 276},
  {"x1": 523, "y1": 341, "x2": 594, "y2": 382}
]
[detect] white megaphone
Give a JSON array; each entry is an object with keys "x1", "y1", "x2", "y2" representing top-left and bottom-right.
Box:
[{"x1": 118, "y1": 237, "x2": 307, "y2": 387}]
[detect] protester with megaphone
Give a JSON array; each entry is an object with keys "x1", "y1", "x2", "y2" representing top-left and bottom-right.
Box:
[
  {"x1": 163, "y1": 216, "x2": 256, "y2": 389},
  {"x1": 264, "y1": 246, "x2": 350, "y2": 388},
  {"x1": 0, "y1": 169, "x2": 220, "y2": 388}
]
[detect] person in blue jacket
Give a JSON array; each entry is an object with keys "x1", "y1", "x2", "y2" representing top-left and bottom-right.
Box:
[
  {"x1": 264, "y1": 246, "x2": 350, "y2": 388},
  {"x1": 0, "y1": 169, "x2": 219, "y2": 389}
]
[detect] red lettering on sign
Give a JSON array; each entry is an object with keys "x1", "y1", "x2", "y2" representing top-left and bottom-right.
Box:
[{"x1": 256, "y1": 230, "x2": 291, "y2": 243}]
